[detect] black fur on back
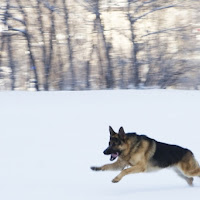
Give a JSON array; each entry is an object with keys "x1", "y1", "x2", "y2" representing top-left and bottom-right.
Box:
[
  {"x1": 126, "y1": 132, "x2": 191, "y2": 168},
  {"x1": 151, "y1": 141, "x2": 191, "y2": 168}
]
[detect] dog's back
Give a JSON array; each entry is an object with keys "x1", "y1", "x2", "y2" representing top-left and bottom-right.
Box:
[
  {"x1": 151, "y1": 140, "x2": 192, "y2": 168},
  {"x1": 129, "y1": 133, "x2": 192, "y2": 168}
]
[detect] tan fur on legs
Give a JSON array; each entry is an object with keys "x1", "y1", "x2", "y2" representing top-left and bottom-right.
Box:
[
  {"x1": 177, "y1": 151, "x2": 200, "y2": 178},
  {"x1": 112, "y1": 162, "x2": 146, "y2": 183},
  {"x1": 174, "y1": 167, "x2": 193, "y2": 186},
  {"x1": 91, "y1": 158, "x2": 127, "y2": 171}
]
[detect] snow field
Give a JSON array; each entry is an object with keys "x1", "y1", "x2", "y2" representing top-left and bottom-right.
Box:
[{"x1": 0, "y1": 89, "x2": 200, "y2": 200}]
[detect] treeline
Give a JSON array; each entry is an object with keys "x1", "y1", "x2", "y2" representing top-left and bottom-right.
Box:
[{"x1": 0, "y1": 0, "x2": 200, "y2": 91}]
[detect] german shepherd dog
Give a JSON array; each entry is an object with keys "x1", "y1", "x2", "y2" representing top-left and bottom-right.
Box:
[{"x1": 91, "y1": 126, "x2": 200, "y2": 186}]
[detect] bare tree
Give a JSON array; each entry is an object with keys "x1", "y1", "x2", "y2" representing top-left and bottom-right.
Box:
[
  {"x1": 0, "y1": 0, "x2": 16, "y2": 90},
  {"x1": 15, "y1": 0, "x2": 40, "y2": 91},
  {"x1": 43, "y1": 0, "x2": 56, "y2": 90},
  {"x1": 36, "y1": 0, "x2": 48, "y2": 90},
  {"x1": 63, "y1": 0, "x2": 76, "y2": 90},
  {"x1": 80, "y1": 0, "x2": 114, "y2": 89},
  {"x1": 125, "y1": 0, "x2": 178, "y2": 88}
]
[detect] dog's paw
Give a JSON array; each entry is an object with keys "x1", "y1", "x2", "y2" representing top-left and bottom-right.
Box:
[
  {"x1": 112, "y1": 176, "x2": 121, "y2": 183},
  {"x1": 187, "y1": 177, "x2": 194, "y2": 186},
  {"x1": 91, "y1": 166, "x2": 101, "y2": 171}
]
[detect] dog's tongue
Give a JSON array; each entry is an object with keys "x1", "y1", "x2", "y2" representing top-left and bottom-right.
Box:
[{"x1": 110, "y1": 152, "x2": 119, "y2": 161}]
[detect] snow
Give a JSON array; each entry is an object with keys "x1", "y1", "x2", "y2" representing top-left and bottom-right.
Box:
[{"x1": 0, "y1": 89, "x2": 200, "y2": 200}]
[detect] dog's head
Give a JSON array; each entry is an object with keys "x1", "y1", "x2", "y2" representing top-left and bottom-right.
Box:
[{"x1": 103, "y1": 126, "x2": 127, "y2": 161}]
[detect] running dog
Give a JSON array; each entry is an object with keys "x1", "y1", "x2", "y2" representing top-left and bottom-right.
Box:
[{"x1": 91, "y1": 126, "x2": 200, "y2": 186}]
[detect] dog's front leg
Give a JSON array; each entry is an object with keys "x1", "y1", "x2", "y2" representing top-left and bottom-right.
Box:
[
  {"x1": 91, "y1": 159, "x2": 126, "y2": 171},
  {"x1": 112, "y1": 163, "x2": 146, "y2": 183}
]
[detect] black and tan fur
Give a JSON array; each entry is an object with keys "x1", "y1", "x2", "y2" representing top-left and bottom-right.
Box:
[{"x1": 91, "y1": 126, "x2": 200, "y2": 185}]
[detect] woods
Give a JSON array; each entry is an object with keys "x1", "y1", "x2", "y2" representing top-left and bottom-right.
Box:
[{"x1": 0, "y1": 0, "x2": 200, "y2": 91}]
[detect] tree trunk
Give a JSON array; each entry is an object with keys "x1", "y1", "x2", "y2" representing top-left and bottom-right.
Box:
[
  {"x1": 7, "y1": 36, "x2": 15, "y2": 90},
  {"x1": 16, "y1": 0, "x2": 39, "y2": 91},
  {"x1": 95, "y1": 10, "x2": 114, "y2": 89},
  {"x1": 63, "y1": 0, "x2": 76, "y2": 90},
  {"x1": 127, "y1": 2, "x2": 140, "y2": 88}
]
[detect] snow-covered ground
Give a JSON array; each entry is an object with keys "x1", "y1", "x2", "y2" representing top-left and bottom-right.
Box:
[{"x1": 0, "y1": 89, "x2": 200, "y2": 200}]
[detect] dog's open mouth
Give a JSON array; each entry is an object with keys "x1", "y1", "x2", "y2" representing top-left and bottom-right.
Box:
[{"x1": 110, "y1": 152, "x2": 119, "y2": 161}]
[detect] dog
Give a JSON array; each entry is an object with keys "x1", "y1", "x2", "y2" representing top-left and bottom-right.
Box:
[{"x1": 91, "y1": 126, "x2": 200, "y2": 186}]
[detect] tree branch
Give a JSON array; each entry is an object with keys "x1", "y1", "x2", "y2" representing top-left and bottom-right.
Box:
[
  {"x1": 142, "y1": 25, "x2": 189, "y2": 37},
  {"x1": 133, "y1": 4, "x2": 177, "y2": 23}
]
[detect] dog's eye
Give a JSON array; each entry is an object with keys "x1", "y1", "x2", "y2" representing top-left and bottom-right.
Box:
[
  {"x1": 109, "y1": 142, "x2": 116, "y2": 146},
  {"x1": 117, "y1": 140, "x2": 121, "y2": 145}
]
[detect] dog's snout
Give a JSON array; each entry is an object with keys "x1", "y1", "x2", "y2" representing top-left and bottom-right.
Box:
[
  {"x1": 103, "y1": 147, "x2": 110, "y2": 155},
  {"x1": 103, "y1": 149, "x2": 107, "y2": 155}
]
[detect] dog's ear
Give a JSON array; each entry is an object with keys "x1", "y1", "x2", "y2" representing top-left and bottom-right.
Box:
[
  {"x1": 109, "y1": 126, "x2": 116, "y2": 136},
  {"x1": 118, "y1": 127, "x2": 126, "y2": 140}
]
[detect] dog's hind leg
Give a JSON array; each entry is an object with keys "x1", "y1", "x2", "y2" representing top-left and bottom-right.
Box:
[
  {"x1": 176, "y1": 151, "x2": 200, "y2": 184},
  {"x1": 174, "y1": 167, "x2": 193, "y2": 186}
]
